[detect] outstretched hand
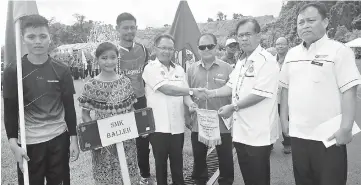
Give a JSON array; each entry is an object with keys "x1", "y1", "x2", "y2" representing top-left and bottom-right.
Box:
[{"x1": 193, "y1": 88, "x2": 208, "y2": 100}]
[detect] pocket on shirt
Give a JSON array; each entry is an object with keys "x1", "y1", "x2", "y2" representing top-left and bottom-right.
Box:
[
  {"x1": 213, "y1": 77, "x2": 227, "y2": 86},
  {"x1": 308, "y1": 65, "x2": 326, "y2": 83}
]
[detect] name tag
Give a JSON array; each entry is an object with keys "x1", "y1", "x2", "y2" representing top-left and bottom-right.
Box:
[{"x1": 311, "y1": 60, "x2": 323, "y2": 67}]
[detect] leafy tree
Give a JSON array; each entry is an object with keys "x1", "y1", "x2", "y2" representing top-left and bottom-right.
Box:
[
  {"x1": 217, "y1": 11, "x2": 224, "y2": 21},
  {"x1": 232, "y1": 13, "x2": 243, "y2": 20},
  {"x1": 207, "y1": 18, "x2": 214, "y2": 22}
]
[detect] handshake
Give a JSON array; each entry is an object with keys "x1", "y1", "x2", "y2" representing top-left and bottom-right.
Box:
[{"x1": 191, "y1": 88, "x2": 215, "y2": 100}]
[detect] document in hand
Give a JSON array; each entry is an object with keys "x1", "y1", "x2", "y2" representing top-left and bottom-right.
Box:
[{"x1": 312, "y1": 114, "x2": 361, "y2": 148}]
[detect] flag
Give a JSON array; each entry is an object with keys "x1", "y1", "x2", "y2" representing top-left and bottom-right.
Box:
[
  {"x1": 81, "y1": 50, "x2": 87, "y2": 69},
  {"x1": 5, "y1": 0, "x2": 38, "y2": 67},
  {"x1": 169, "y1": 0, "x2": 201, "y2": 67}
]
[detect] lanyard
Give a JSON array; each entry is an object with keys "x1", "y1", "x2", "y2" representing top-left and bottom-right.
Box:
[{"x1": 235, "y1": 60, "x2": 254, "y2": 100}]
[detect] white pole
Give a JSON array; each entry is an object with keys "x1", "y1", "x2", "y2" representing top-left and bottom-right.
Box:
[
  {"x1": 15, "y1": 20, "x2": 30, "y2": 185},
  {"x1": 116, "y1": 142, "x2": 131, "y2": 185}
]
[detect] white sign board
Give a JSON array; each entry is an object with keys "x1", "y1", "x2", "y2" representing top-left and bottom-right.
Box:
[{"x1": 97, "y1": 112, "x2": 139, "y2": 147}]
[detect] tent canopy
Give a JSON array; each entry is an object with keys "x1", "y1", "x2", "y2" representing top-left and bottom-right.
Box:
[
  {"x1": 345, "y1": 38, "x2": 361, "y2": 48},
  {"x1": 55, "y1": 43, "x2": 98, "y2": 52}
]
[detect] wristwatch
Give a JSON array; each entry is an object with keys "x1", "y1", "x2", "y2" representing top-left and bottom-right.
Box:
[
  {"x1": 189, "y1": 89, "x2": 194, "y2": 96},
  {"x1": 232, "y1": 102, "x2": 239, "y2": 111}
]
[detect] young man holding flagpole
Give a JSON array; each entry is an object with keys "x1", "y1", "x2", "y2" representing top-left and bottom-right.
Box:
[{"x1": 3, "y1": 14, "x2": 79, "y2": 185}]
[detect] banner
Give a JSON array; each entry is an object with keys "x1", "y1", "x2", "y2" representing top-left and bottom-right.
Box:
[{"x1": 197, "y1": 109, "x2": 221, "y2": 147}]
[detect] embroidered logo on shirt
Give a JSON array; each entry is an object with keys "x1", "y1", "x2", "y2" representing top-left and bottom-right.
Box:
[
  {"x1": 315, "y1": 55, "x2": 328, "y2": 58},
  {"x1": 161, "y1": 71, "x2": 165, "y2": 76},
  {"x1": 47, "y1": 80, "x2": 59, "y2": 83},
  {"x1": 311, "y1": 60, "x2": 324, "y2": 66}
]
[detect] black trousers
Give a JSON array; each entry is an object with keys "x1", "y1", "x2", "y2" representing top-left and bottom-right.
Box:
[
  {"x1": 234, "y1": 142, "x2": 272, "y2": 185},
  {"x1": 150, "y1": 132, "x2": 184, "y2": 185},
  {"x1": 191, "y1": 132, "x2": 234, "y2": 185},
  {"x1": 291, "y1": 137, "x2": 347, "y2": 185},
  {"x1": 134, "y1": 96, "x2": 151, "y2": 178},
  {"x1": 278, "y1": 104, "x2": 291, "y2": 146},
  {"x1": 73, "y1": 67, "x2": 79, "y2": 80},
  {"x1": 18, "y1": 132, "x2": 70, "y2": 185}
]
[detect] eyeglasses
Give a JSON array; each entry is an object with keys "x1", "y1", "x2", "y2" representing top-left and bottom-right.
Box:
[
  {"x1": 156, "y1": 46, "x2": 175, "y2": 52},
  {"x1": 198, "y1": 44, "x2": 216, "y2": 51},
  {"x1": 237, "y1": 32, "x2": 255, "y2": 39}
]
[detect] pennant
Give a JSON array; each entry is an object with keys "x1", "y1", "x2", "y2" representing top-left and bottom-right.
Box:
[{"x1": 196, "y1": 109, "x2": 222, "y2": 147}]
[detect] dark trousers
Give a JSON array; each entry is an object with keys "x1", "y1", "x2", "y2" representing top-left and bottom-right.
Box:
[
  {"x1": 291, "y1": 137, "x2": 347, "y2": 185},
  {"x1": 150, "y1": 133, "x2": 184, "y2": 185},
  {"x1": 134, "y1": 96, "x2": 151, "y2": 178},
  {"x1": 234, "y1": 142, "x2": 272, "y2": 185},
  {"x1": 73, "y1": 67, "x2": 79, "y2": 80},
  {"x1": 191, "y1": 132, "x2": 234, "y2": 185},
  {"x1": 18, "y1": 132, "x2": 70, "y2": 185},
  {"x1": 278, "y1": 104, "x2": 291, "y2": 146}
]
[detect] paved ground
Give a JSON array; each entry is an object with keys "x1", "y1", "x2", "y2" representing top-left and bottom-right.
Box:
[{"x1": 225, "y1": 88, "x2": 361, "y2": 185}]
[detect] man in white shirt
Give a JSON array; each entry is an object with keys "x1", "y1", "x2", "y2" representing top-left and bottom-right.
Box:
[
  {"x1": 142, "y1": 34, "x2": 202, "y2": 185},
  {"x1": 279, "y1": 2, "x2": 361, "y2": 185},
  {"x1": 204, "y1": 18, "x2": 280, "y2": 185}
]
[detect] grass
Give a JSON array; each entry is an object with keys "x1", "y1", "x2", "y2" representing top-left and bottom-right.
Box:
[{"x1": 1, "y1": 79, "x2": 195, "y2": 184}]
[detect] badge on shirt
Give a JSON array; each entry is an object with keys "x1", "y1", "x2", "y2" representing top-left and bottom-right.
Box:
[
  {"x1": 245, "y1": 65, "x2": 255, "y2": 77},
  {"x1": 315, "y1": 55, "x2": 328, "y2": 58},
  {"x1": 160, "y1": 71, "x2": 165, "y2": 76}
]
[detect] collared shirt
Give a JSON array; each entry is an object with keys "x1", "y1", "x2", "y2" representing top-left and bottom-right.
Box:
[
  {"x1": 279, "y1": 34, "x2": 361, "y2": 141},
  {"x1": 143, "y1": 58, "x2": 188, "y2": 134},
  {"x1": 186, "y1": 58, "x2": 233, "y2": 133},
  {"x1": 227, "y1": 45, "x2": 280, "y2": 146}
]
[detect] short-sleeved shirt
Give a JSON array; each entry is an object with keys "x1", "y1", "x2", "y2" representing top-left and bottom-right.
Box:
[
  {"x1": 227, "y1": 45, "x2": 280, "y2": 146},
  {"x1": 3, "y1": 55, "x2": 75, "y2": 144},
  {"x1": 186, "y1": 59, "x2": 233, "y2": 133},
  {"x1": 142, "y1": 59, "x2": 188, "y2": 134},
  {"x1": 117, "y1": 42, "x2": 148, "y2": 98},
  {"x1": 279, "y1": 35, "x2": 361, "y2": 141}
]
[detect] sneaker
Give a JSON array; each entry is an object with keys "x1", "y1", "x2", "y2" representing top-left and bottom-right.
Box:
[
  {"x1": 283, "y1": 145, "x2": 291, "y2": 154},
  {"x1": 139, "y1": 177, "x2": 151, "y2": 185}
]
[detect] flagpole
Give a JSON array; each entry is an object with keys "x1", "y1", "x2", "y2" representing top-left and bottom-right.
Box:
[{"x1": 15, "y1": 19, "x2": 30, "y2": 185}]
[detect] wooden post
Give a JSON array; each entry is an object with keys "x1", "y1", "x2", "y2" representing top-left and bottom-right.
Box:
[
  {"x1": 116, "y1": 142, "x2": 131, "y2": 185},
  {"x1": 15, "y1": 20, "x2": 30, "y2": 185}
]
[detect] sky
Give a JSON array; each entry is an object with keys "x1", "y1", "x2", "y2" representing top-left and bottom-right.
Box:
[{"x1": 0, "y1": 0, "x2": 284, "y2": 46}]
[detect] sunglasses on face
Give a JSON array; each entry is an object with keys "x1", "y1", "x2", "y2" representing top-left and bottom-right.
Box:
[{"x1": 198, "y1": 44, "x2": 216, "y2": 51}]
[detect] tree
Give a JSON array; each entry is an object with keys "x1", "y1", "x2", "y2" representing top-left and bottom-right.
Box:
[
  {"x1": 217, "y1": 11, "x2": 224, "y2": 21},
  {"x1": 164, "y1": 24, "x2": 170, "y2": 27},
  {"x1": 334, "y1": 25, "x2": 349, "y2": 43},
  {"x1": 224, "y1": 15, "x2": 227, "y2": 20},
  {"x1": 232, "y1": 13, "x2": 243, "y2": 20},
  {"x1": 207, "y1": 18, "x2": 214, "y2": 22}
]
